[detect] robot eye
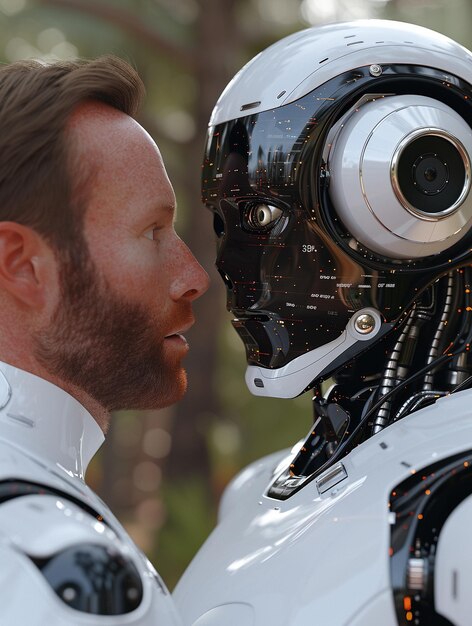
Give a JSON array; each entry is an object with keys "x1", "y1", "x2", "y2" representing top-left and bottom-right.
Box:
[{"x1": 245, "y1": 203, "x2": 283, "y2": 231}]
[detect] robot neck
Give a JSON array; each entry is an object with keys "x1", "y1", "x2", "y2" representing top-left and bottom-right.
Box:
[
  {"x1": 344, "y1": 268, "x2": 472, "y2": 433},
  {"x1": 289, "y1": 269, "x2": 472, "y2": 484}
]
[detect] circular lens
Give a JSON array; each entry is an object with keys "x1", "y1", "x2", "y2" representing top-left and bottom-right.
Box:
[
  {"x1": 393, "y1": 132, "x2": 470, "y2": 217},
  {"x1": 412, "y1": 154, "x2": 448, "y2": 194}
]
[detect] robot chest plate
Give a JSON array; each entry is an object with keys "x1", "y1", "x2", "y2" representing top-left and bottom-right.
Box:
[{"x1": 175, "y1": 390, "x2": 472, "y2": 625}]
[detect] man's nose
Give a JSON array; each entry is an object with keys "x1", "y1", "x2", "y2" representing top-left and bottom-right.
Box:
[{"x1": 170, "y1": 238, "x2": 210, "y2": 302}]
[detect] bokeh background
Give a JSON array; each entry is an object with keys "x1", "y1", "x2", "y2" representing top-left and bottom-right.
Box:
[{"x1": 3, "y1": 0, "x2": 471, "y2": 588}]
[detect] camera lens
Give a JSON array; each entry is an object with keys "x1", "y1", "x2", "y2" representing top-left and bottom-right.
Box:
[
  {"x1": 413, "y1": 154, "x2": 448, "y2": 194},
  {"x1": 394, "y1": 133, "x2": 469, "y2": 217}
]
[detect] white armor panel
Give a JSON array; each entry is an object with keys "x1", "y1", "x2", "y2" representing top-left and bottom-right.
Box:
[
  {"x1": 175, "y1": 389, "x2": 472, "y2": 625},
  {"x1": 0, "y1": 361, "x2": 182, "y2": 625}
]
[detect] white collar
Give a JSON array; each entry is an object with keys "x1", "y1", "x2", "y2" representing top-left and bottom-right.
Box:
[{"x1": 0, "y1": 361, "x2": 104, "y2": 480}]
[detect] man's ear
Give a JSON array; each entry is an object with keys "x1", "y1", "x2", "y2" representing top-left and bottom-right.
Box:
[{"x1": 0, "y1": 221, "x2": 57, "y2": 310}]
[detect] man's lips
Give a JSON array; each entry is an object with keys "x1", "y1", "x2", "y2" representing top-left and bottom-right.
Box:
[
  {"x1": 164, "y1": 318, "x2": 195, "y2": 340},
  {"x1": 164, "y1": 334, "x2": 189, "y2": 350}
]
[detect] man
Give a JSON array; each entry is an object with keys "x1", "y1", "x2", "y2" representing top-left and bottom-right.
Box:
[{"x1": 0, "y1": 56, "x2": 208, "y2": 624}]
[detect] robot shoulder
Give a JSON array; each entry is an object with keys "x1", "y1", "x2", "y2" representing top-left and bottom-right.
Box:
[
  {"x1": 389, "y1": 449, "x2": 472, "y2": 626},
  {"x1": 0, "y1": 488, "x2": 143, "y2": 622},
  {"x1": 219, "y1": 447, "x2": 294, "y2": 521}
]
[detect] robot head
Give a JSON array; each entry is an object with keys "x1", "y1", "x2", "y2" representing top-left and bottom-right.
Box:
[{"x1": 203, "y1": 20, "x2": 472, "y2": 399}]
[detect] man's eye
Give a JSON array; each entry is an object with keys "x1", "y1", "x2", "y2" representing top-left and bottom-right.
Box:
[
  {"x1": 244, "y1": 203, "x2": 283, "y2": 231},
  {"x1": 144, "y1": 227, "x2": 158, "y2": 240}
]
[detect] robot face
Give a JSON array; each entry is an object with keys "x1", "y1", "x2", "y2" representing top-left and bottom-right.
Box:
[
  {"x1": 206, "y1": 99, "x2": 357, "y2": 375},
  {"x1": 203, "y1": 22, "x2": 472, "y2": 398},
  {"x1": 215, "y1": 194, "x2": 353, "y2": 370}
]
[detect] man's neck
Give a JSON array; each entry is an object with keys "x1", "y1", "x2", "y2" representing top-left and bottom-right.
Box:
[{"x1": 59, "y1": 382, "x2": 111, "y2": 433}]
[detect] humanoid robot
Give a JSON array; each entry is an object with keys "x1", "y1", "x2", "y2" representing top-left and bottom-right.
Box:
[
  {"x1": 0, "y1": 362, "x2": 182, "y2": 625},
  {"x1": 174, "y1": 20, "x2": 472, "y2": 626}
]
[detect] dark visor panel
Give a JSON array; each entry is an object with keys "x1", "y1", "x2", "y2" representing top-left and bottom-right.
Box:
[{"x1": 203, "y1": 65, "x2": 472, "y2": 371}]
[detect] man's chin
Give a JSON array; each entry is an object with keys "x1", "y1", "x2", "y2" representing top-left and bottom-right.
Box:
[
  {"x1": 156, "y1": 367, "x2": 188, "y2": 409},
  {"x1": 115, "y1": 367, "x2": 188, "y2": 412}
]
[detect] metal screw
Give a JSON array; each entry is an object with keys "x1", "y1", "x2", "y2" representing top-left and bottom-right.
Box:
[
  {"x1": 355, "y1": 313, "x2": 376, "y2": 334},
  {"x1": 61, "y1": 587, "x2": 77, "y2": 603},
  {"x1": 369, "y1": 64, "x2": 383, "y2": 77},
  {"x1": 126, "y1": 587, "x2": 140, "y2": 601}
]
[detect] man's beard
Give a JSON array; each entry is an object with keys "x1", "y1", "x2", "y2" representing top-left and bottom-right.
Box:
[{"x1": 33, "y1": 245, "x2": 187, "y2": 412}]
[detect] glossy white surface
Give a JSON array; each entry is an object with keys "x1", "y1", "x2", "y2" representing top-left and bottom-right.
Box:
[
  {"x1": 0, "y1": 361, "x2": 104, "y2": 479},
  {"x1": 245, "y1": 308, "x2": 382, "y2": 398},
  {"x1": 211, "y1": 20, "x2": 472, "y2": 125},
  {"x1": 192, "y1": 603, "x2": 255, "y2": 626},
  {"x1": 328, "y1": 94, "x2": 472, "y2": 258},
  {"x1": 175, "y1": 389, "x2": 472, "y2": 625},
  {"x1": 0, "y1": 362, "x2": 182, "y2": 626}
]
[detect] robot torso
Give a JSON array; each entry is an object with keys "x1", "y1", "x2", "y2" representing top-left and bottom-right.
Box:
[{"x1": 175, "y1": 390, "x2": 472, "y2": 626}]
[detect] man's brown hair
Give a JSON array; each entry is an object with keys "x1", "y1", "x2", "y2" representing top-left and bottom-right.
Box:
[{"x1": 0, "y1": 56, "x2": 145, "y2": 251}]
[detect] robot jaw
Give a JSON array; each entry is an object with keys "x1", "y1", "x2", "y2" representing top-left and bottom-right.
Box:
[{"x1": 244, "y1": 307, "x2": 385, "y2": 398}]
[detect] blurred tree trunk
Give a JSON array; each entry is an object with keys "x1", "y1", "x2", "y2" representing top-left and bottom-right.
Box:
[{"x1": 165, "y1": 0, "x2": 240, "y2": 482}]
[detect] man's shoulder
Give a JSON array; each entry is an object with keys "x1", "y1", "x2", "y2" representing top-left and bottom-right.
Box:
[
  {"x1": 0, "y1": 492, "x2": 144, "y2": 619},
  {"x1": 0, "y1": 490, "x2": 118, "y2": 562},
  {"x1": 0, "y1": 489, "x2": 181, "y2": 624},
  {"x1": 0, "y1": 442, "x2": 182, "y2": 624}
]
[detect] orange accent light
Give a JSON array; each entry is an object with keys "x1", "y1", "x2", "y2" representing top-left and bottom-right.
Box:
[
  {"x1": 403, "y1": 597, "x2": 412, "y2": 611},
  {"x1": 406, "y1": 611, "x2": 413, "y2": 621}
]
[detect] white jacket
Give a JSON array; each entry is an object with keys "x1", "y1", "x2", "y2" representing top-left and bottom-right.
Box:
[{"x1": 0, "y1": 361, "x2": 182, "y2": 625}]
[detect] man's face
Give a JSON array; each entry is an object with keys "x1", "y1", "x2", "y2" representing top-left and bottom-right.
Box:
[{"x1": 34, "y1": 102, "x2": 209, "y2": 412}]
